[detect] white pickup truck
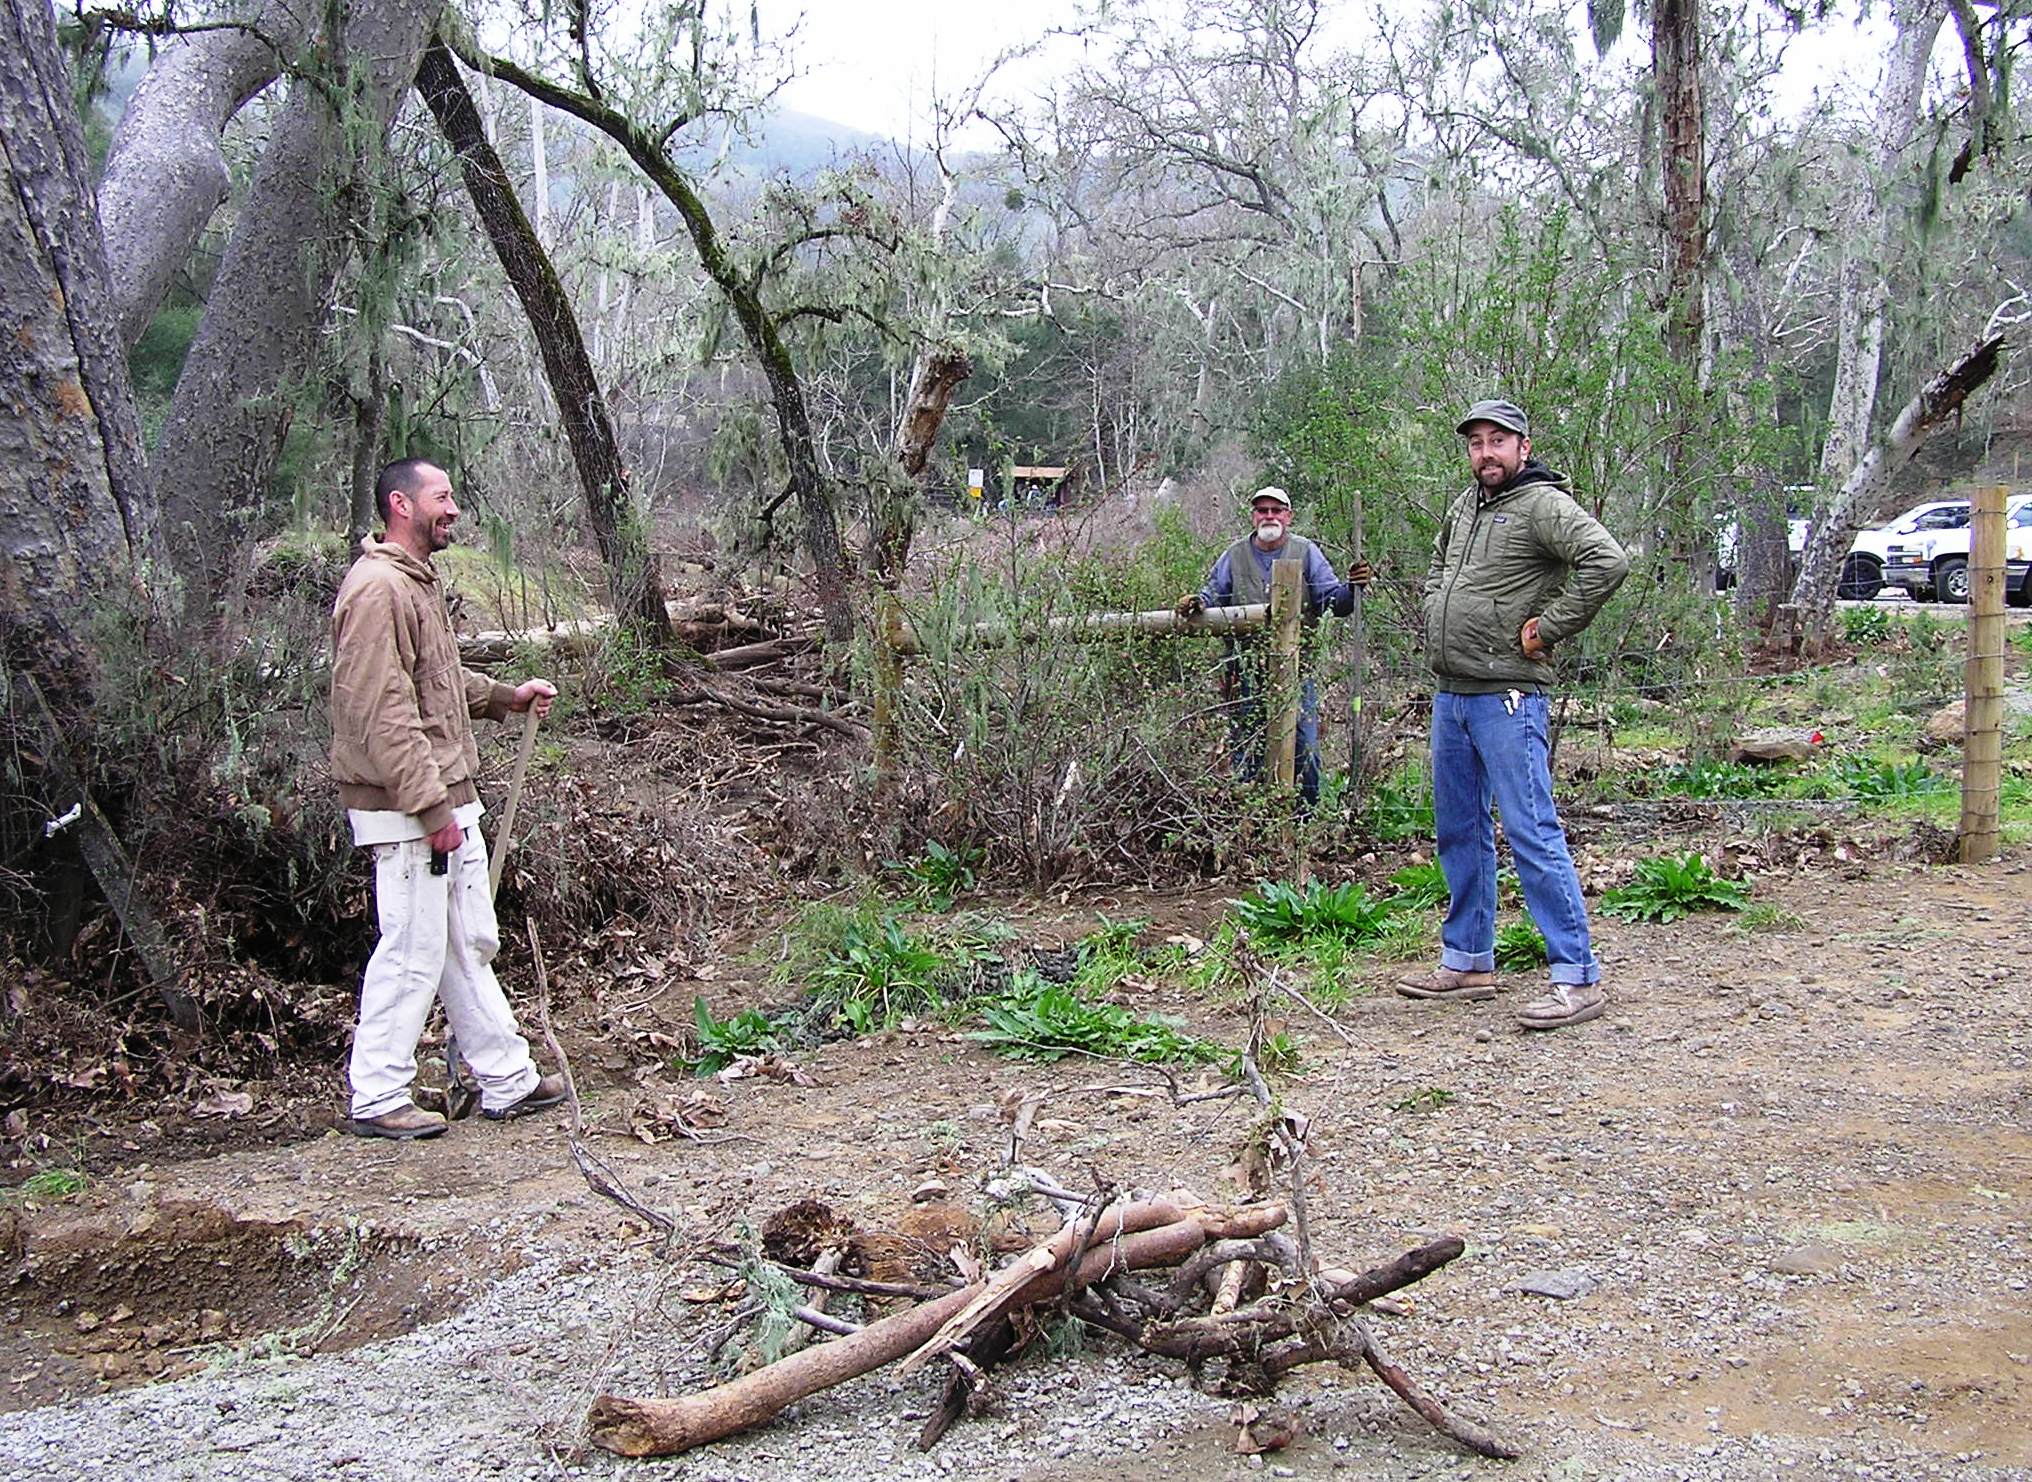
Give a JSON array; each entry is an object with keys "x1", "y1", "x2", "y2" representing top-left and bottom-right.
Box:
[{"x1": 1880, "y1": 495, "x2": 2032, "y2": 603}]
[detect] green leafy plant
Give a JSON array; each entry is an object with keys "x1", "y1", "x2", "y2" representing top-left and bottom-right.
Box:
[
  {"x1": 5, "y1": 1166, "x2": 87, "y2": 1203},
  {"x1": 1365, "y1": 764, "x2": 1436, "y2": 843},
  {"x1": 1824, "y1": 755, "x2": 1951, "y2": 802},
  {"x1": 1600, "y1": 852, "x2": 1751, "y2": 923},
  {"x1": 689, "y1": 997, "x2": 796, "y2": 1076},
  {"x1": 1234, "y1": 880, "x2": 1397, "y2": 944},
  {"x1": 1254, "y1": 1029, "x2": 1303, "y2": 1073},
  {"x1": 1392, "y1": 1085, "x2": 1457, "y2": 1113},
  {"x1": 1386, "y1": 861, "x2": 1450, "y2": 909},
  {"x1": 1649, "y1": 759, "x2": 1787, "y2": 800},
  {"x1": 1494, "y1": 919, "x2": 1548, "y2": 969},
  {"x1": 1841, "y1": 605, "x2": 1894, "y2": 646},
  {"x1": 973, "y1": 970, "x2": 1224, "y2": 1065},
  {"x1": 883, "y1": 840, "x2": 982, "y2": 909},
  {"x1": 1072, "y1": 915, "x2": 1148, "y2": 996}
]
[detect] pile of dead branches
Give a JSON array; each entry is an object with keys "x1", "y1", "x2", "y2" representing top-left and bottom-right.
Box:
[
  {"x1": 583, "y1": 1185, "x2": 1512, "y2": 1461},
  {"x1": 572, "y1": 963, "x2": 1516, "y2": 1464}
]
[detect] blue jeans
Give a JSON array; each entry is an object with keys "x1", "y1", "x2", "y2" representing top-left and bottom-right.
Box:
[
  {"x1": 1430, "y1": 690, "x2": 1598, "y2": 985},
  {"x1": 1230, "y1": 676, "x2": 1322, "y2": 806}
]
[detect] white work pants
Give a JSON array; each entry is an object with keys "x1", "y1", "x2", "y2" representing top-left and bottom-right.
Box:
[{"x1": 348, "y1": 822, "x2": 539, "y2": 1119}]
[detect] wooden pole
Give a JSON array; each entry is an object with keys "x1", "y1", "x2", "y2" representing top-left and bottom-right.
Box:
[
  {"x1": 1270, "y1": 561, "x2": 1303, "y2": 879},
  {"x1": 871, "y1": 592, "x2": 903, "y2": 795},
  {"x1": 1346, "y1": 488, "x2": 1366, "y2": 799},
  {"x1": 1957, "y1": 483, "x2": 2006, "y2": 864},
  {"x1": 883, "y1": 602, "x2": 1270, "y2": 657},
  {"x1": 488, "y1": 708, "x2": 542, "y2": 897}
]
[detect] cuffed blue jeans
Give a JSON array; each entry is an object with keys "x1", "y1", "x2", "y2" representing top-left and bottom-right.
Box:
[{"x1": 1431, "y1": 690, "x2": 1599, "y2": 985}]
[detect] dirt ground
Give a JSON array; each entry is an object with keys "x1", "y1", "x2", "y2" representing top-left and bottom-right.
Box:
[{"x1": 2, "y1": 831, "x2": 2028, "y2": 1480}]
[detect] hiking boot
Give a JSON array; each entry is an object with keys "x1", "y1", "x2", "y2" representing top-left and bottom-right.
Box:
[
  {"x1": 482, "y1": 1072, "x2": 569, "y2": 1122},
  {"x1": 1395, "y1": 966, "x2": 1498, "y2": 1002},
  {"x1": 1515, "y1": 983, "x2": 1607, "y2": 1030},
  {"x1": 346, "y1": 1103, "x2": 448, "y2": 1141}
]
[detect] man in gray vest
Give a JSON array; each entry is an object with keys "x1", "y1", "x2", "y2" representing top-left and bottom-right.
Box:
[{"x1": 1175, "y1": 486, "x2": 1370, "y2": 806}]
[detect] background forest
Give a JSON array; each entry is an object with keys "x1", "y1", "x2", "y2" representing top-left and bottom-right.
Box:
[{"x1": 3, "y1": 0, "x2": 2029, "y2": 1083}]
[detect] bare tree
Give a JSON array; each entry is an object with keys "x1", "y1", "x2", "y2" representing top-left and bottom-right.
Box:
[{"x1": 414, "y1": 38, "x2": 673, "y2": 642}]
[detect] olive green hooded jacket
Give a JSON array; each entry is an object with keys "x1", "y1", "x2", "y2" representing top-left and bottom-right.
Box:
[{"x1": 1419, "y1": 461, "x2": 1628, "y2": 695}]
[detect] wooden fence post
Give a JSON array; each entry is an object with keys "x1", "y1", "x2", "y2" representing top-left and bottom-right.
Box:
[
  {"x1": 1270, "y1": 561, "x2": 1304, "y2": 879},
  {"x1": 1957, "y1": 484, "x2": 2006, "y2": 864},
  {"x1": 872, "y1": 592, "x2": 903, "y2": 798}
]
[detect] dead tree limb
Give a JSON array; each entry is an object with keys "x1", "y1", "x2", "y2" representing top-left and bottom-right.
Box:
[
  {"x1": 588, "y1": 1215, "x2": 1222, "y2": 1457},
  {"x1": 1349, "y1": 1325, "x2": 1520, "y2": 1461}
]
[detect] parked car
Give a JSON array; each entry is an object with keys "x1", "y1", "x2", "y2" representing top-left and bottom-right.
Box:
[
  {"x1": 1881, "y1": 495, "x2": 2032, "y2": 603},
  {"x1": 1839, "y1": 498, "x2": 1971, "y2": 599}
]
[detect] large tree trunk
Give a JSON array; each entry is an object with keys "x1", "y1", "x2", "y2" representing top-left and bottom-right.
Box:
[
  {"x1": 1793, "y1": 335, "x2": 2003, "y2": 642},
  {"x1": 0, "y1": 0, "x2": 159, "y2": 682},
  {"x1": 152, "y1": 0, "x2": 443, "y2": 626},
  {"x1": 1652, "y1": 0, "x2": 1707, "y2": 593},
  {"x1": 95, "y1": 0, "x2": 317, "y2": 349},
  {"x1": 2, "y1": 0, "x2": 194, "y2": 1031},
  {"x1": 413, "y1": 39, "x2": 673, "y2": 643},
  {"x1": 1813, "y1": 0, "x2": 1946, "y2": 488}
]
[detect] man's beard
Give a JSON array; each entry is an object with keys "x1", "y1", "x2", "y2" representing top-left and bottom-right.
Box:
[
  {"x1": 1255, "y1": 520, "x2": 1286, "y2": 543},
  {"x1": 430, "y1": 518, "x2": 455, "y2": 550},
  {"x1": 1475, "y1": 460, "x2": 1513, "y2": 488}
]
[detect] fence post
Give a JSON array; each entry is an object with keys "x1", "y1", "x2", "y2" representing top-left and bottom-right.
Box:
[
  {"x1": 1270, "y1": 561, "x2": 1303, "y2": 879},
  {"x1": 1957, "y1": 483, "x2": 2006, "y2": 864},
  {"x1": 872, "y1": 591, "x2": 903, "y2": 799}
]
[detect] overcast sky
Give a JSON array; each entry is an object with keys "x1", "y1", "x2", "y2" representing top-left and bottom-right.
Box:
[{"x1": 768, "y1": 0, "x2": 1899, "y2": 141}]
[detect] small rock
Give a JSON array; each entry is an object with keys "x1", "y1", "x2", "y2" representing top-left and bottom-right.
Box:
[
  {"x1": 1510, "y1": 1268, "x2": 1597, "y2": 1301},
  {"x1": 1771, "y1": 1246, "x2": 1842, "y2": 1276},
  {"x1": 911, "y1": 1177, "x2": 950, "y2": 1204}
]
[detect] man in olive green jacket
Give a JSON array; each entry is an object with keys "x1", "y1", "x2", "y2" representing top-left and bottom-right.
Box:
[
  {"x1": 330, "y1": 458, "x2": 565, "y2": 1139},
  {"x1": 1398, "y1": 400, "x2": 1628, "y2": 1030}
]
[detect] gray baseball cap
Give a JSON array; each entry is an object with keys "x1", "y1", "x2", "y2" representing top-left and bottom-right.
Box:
[{"x1": 1456, "y1": 399, "x2": 1529, "y2": 437}]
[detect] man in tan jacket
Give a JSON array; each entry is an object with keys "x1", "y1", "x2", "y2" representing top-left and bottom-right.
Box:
[{"x1": 331, "y1": 458, "x2": 564, "y2": 1139}]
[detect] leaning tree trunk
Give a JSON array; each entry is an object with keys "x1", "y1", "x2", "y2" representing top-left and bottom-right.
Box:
[
  {"x1": 152, "y1": 0, "x2": 443, "y2": 628},
  {"x1": 445, "y1": 41, "x2": 853, "y2": 643},
  {"x1": 1793, "y1": 335, "x2": 2004, "y2": 643},
  {"x1": 414, "y1": 39, "x2": 673, "y2": 643},
  {"x1": 1, "y1": 0, "x2": 195, "y2": 1031},
  {"x1": 96, "y1": 0, "x2": 318, "y2": 349}
]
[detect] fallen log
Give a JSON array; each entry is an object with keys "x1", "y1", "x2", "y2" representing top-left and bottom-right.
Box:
[{"x1": 588, "y1": 1213, "x2": 1224, "y2": 1457}]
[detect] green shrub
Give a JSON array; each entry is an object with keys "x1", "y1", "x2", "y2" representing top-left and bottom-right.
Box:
[
  {"x1": 688, "y1": 997, "x2": 797, "y2": 1076},
  {"x1": 973, "y1": 971, "x2": 1224, "y2": 1065},
  {"x1": 1386, "y1": 861, "x2": 1450, "y2": 909},
  {"x1": 1600, "y1": 852, "x2": 1751, "y2": 923},
  {"x1": 1233, "y1": 879, "x2": 1397, "y2": 944},
  {"x1": 1821, "y1": 755, "x2": 1950, "y2": 802},
  {"x1": 769, "y1": 898, "x2": 1009, "y2": 1032},
  {"x1": 1841, "y1": 605, "x2": 1894, "y2": 647},
  {"x1": 1494, "y1": 919, "x2": 1548, "y2": 968},
  {"x1": 1365, "y1": 763, "x2": 1435, "y2": 843},
  {"x1": 1649, "y1": 759, "x2": 1787, "y2": 800},
  {"x1": 883, "y1": 840, "x2": 982, "y2": 910}
]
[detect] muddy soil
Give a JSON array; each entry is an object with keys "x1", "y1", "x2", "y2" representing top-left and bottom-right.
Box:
[{"x1": 2, "y1": 849, "x2": 2028, "y2": 1481}]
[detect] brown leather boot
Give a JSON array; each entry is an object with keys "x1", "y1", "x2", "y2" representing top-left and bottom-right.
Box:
[
  {"x1": 1395, "y1": 966, "x2": 1499, "y2": 1002},
  {"x1": 346, "y1": 1103, "x2": 448, "y2": 1140},
  {"x1": 482, "y1": 1071, "x2": 569, "y2": 1122}
]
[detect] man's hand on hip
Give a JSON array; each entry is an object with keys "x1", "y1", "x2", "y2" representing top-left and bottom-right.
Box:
[
  {"x1": 426, "y1": 819, "x2": 464, "y2": 855},
  {"x1": 1519, "y1": 617, "x2": 1549, "y2": 661},
  {"x1": 510, "y1": 679, "x2": 558, "y2": 718}
]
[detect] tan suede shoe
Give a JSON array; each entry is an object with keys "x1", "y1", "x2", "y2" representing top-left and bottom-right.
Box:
[{"x1": 1394, "y1": 966, "x2": 1499, "y2": 1001}]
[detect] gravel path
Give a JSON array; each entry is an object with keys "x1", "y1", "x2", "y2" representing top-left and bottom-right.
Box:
[{"x1": 4, "y1": 858, "x2": 2027, "y2": 1481}]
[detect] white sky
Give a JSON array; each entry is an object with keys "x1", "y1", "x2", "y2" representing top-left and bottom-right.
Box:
[{"x1": 768, "y1": 0, "x2": 1900, "y2": 140}]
